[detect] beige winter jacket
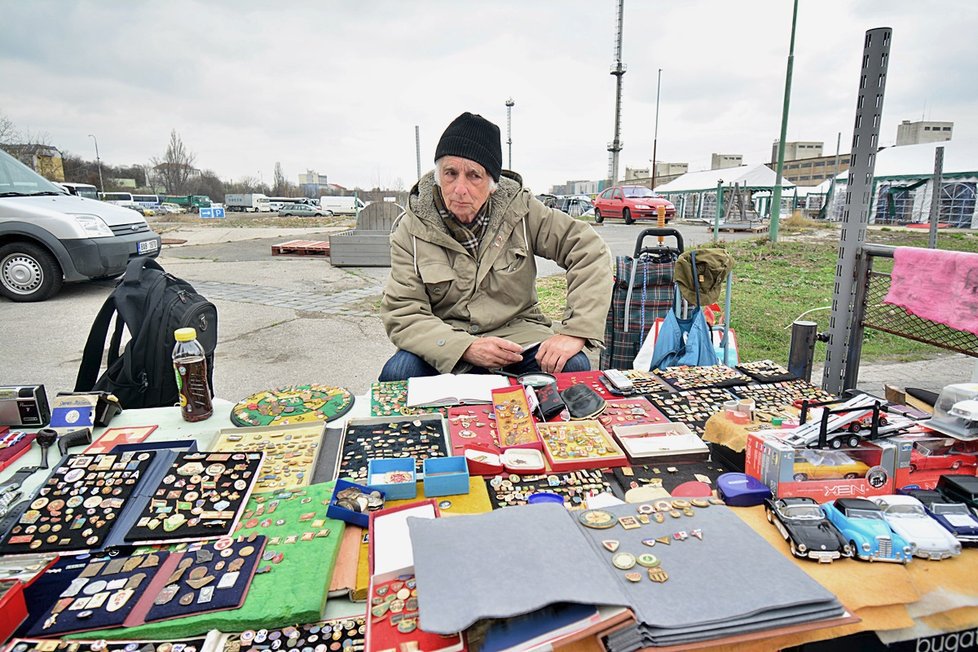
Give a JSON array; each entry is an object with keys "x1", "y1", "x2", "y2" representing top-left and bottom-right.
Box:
[{"x1": 381, "y1": 170, "x2": 613, "y2": 373}]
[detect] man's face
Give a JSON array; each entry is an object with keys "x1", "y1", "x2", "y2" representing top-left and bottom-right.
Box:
[{"x1": 438, "y1": 156, "x2": 493, "y2": 224}]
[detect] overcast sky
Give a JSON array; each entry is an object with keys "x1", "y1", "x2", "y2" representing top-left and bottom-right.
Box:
[{"x1": 3, "y1": 0, "x2": 976, "y2": 193}]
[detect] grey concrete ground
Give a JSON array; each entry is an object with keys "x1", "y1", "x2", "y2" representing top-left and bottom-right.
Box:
[{"x1": 1, "y1": 221, "x2": 973, "y2": 405}]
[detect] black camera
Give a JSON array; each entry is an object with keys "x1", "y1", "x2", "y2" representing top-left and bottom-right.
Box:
[{"x1": 0, "y1": 385, "x2": 50, "y2": 427}]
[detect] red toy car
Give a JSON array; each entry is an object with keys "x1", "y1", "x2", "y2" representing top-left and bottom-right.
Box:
[
  {"x1": 593, "y1": 185, "x2": 675, "y2": 224},
  {"x1": 909, "y1": 438, "x2": 978, "y2": 472}
]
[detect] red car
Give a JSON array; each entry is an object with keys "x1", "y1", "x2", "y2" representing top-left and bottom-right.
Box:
[
  {"x1": 593, "y1": 185, "x2": 676, "y2": 224},
  {"x1": 909, "y1": 439, "x2": 978, "y2": 472}
]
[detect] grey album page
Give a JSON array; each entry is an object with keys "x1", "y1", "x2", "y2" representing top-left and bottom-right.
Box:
[{"x1": 408, "y1": 503, "x2": 629, "y2": 634}]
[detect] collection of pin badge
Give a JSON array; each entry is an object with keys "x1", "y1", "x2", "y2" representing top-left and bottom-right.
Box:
[
  {"x1": 486, "y1": 469, "x2": 613, "y2": 509},
  {"x1": 536, "y1": 421, "x2": 627, "y2": 472},
  {"x1": 645, "y1": 388, "x2": 737, "y2": 436},
  {"x1": 581, "y1": 500, "x2": 719, "y2": 583},
  {"x1": 124, "y1": 452, "x2": 262, "y2": 543},
  {"x1": 338, "y1": 417, "x2": 450, "y2": 483},
  {"x1": 731, "y1": 380, "x2": 836, "y2": 415},
  {"x1": 368, "y1": 573, "x2": 434, "y2": 648},
  {"x1": 8, "y1": 639, "x2": 206, "y2": 652},
  {"x1": 491, "y1": 388, "x2": 537, "y2": 448},
  {"x1": 31, "y1": 551, "x2": 167, "y2": 636},
  {"x1": 370, "y1": 381, "x2": 446, "y2": 418},
  {"x1": 233, "y1": 616, "x2": 366, "y2": 652},
  {"x1": 1, "y1": 452, "x2": 155, "y2": 554},
  {"x1": 446, "y1": 406, "x2": 498, "y2": 453},
  {"x1": 238, "y1": 489, "x2": 334, "y2": 574},
  {"x1": 595, "y1": 397, "x2": 669, "y2": 431},
  {"x1": 655, "y1": 365, "x2": 751, "y2": 391},
  {"x1": 231, "y1": 384, "x2": 356, "y2": 428},
  {"x1": 621, "y1": 369, "x2": 673, "y2": 394},
  {"x1": 734, "y1": 359, "x2": 797, "y2": 383},
  {"x1": 212, "y1": 425, "x2": 322, "y2": 493}
]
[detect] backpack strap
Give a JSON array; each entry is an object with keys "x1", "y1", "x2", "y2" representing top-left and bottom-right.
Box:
[{"x1": 74, "y1": 294, "x2": 120, "y2": 392}]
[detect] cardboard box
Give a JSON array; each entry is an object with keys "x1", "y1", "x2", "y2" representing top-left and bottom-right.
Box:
[
  {"x1": 746, "y1": 430, "x2": 897, "y2": 501},
  {"x1": 891, "y1": 434, "x2": 978, "y2": 490},
  {"x1": 423, "y1": 456, "x2": 470, "y2": 497}
]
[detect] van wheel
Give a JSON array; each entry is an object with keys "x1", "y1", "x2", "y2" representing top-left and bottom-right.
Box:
[
  {"x1": 0, "y1": 242, "x2": 64, "y2": 302},
  {"x1": 623, "y1": 208, "x2": 634, "y2": 225},
  {"x1": 594, "y1": 209, "x2": 603, "y2": 223}
]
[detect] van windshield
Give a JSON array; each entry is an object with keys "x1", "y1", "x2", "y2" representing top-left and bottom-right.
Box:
[{"x1": 0, "y1": 149, "x2": 65, "y2": 196}]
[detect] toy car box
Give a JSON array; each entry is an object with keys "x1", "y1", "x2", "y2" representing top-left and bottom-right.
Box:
[
  {"x1": 890, "y1": 434, "x2": 978, "y2": 490},
  {"x1": 746, "y1": 429, "x2": 897, "y2": 501}
]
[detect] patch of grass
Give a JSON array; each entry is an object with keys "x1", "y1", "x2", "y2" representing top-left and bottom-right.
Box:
[
  {"x1": 151, "y1": 214, "x2": 355, "y2": 230},
  {"x1": 535, "y1": 228, "x2": 978, "y2": 365},
  {"x1": 780, "y1": 211, "x2": 836, "y2": 233}
]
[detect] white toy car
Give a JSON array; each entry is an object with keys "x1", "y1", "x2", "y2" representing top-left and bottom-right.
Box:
[{"x1": 871, "y1": 495, "x2": 962, "y2": 560}]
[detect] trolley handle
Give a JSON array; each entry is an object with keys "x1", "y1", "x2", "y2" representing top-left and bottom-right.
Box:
[{"x1": 633, "y1": 227, "x2": 684, "y2": 257}]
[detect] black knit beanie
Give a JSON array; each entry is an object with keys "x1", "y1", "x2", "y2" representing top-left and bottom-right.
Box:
[{"x1": 434, "y1": 112, "x2": 503, "y2": 182}]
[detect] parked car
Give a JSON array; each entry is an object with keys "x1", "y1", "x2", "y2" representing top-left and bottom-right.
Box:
[
  {"x1": 820, "y1": 498, "x2": 913, "y2": 563},
  {"x1": 556, "y1": 195, "x2": 594, "y2": 218},
  {"x1": 936, "y1": 474, "x2": 978, "y2": 512},
  {"x1": 278, "y1": 203, "x2": 331, "y2": 217},
  {"x1": 593, "y1": 185, "x2": 675, "y2": 224},
  {"x1": 897, "y1": 488, "x2": 978, "y2": 546},
  {"x1": 158, "y1": 202, "x2": 185, "y2": 215},
  {"x1": 870, "y1": 495, "x2": 961, "y2": 560},
  {"x1": 792, "y1": 449, "x2": 870, "y2": 482},
  {"x1": 764, "y1": 497, "x2": 851, "y2": 562},
  {"x1": 909, "y1": 438, "x2": 978, "y2": 472}
]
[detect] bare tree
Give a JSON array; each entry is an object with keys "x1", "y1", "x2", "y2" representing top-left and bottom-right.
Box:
[
  {"x1": 0, "y1": 111, "x2": 19, "y2": 145},
  {"x1": 151, "y1": 129, "x2": 197, "y2": 194},
  {"x1": 272, "y1": 161, "x2": 288, "y2": 196}
]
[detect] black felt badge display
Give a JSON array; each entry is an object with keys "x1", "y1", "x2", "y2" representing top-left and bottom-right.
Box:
[
  {"x1": 0, "y1": 451, "x2": 156, "y2": 556},
  {"x1": 336, "y1": 416, "x2": 449, "y2": 482},
  {"x1": 124, "y1": 451, "x2": 263, "y2": 543},
  {"x1": 645, "y1": 387, "x2": 736, "y2": 436}
]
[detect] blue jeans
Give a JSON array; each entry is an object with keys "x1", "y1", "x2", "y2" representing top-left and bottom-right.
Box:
[{"x1": 378, "y1": 345, "x2": 591, "y2": 382}]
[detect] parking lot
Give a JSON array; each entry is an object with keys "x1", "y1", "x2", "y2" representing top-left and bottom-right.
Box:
[{"x1": 1, "y1": 219, "x2": 970, "y2": 406}]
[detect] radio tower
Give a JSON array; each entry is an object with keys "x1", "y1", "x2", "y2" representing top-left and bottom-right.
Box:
[{"x1": 607, "y1": 0, "x2": 626, "y2": 184}]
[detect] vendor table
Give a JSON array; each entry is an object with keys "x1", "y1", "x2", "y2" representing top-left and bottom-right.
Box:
[{"x1": 3, "y1": 397, "x2": 978, "y2": 651}]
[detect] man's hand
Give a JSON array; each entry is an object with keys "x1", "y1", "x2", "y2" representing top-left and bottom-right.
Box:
[
  {"x1": 536, "y1": 334, "x2": 586, "y2": 374},
  {"x1": 462, "y1": 337, "x2": 523, "y2": 369}
]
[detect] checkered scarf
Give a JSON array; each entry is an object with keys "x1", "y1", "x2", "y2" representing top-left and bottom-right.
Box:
[{"x1": 433, "y1": 185, "x2": 491, "y2": 257}]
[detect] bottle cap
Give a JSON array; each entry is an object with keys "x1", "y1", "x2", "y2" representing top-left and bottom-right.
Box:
[{"x1": 174, "y1": 327, "x2": 197, "y2": 342}]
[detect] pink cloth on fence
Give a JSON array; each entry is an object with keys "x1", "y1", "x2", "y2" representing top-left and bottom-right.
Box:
[{"x1": 883, "y1": 246, "x2": 978, "y2": 336}]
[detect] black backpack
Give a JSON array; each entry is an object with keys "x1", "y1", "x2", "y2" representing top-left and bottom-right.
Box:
[{"x1": 75, "y1": 257, "x2": 218, "y2": 409}]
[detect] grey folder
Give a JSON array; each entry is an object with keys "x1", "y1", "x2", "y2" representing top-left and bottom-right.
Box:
[{"x1": 408, "y1": 502, "x2": 844, "y2": 643}]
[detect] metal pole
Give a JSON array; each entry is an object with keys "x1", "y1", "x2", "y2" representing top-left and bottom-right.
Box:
[
  {"x1": 768, "y1": 0, "x2": 799, "y2": 242},
  {"x1": 713, "y1": 179, "x2": 723, "y2": 243},
  {"x1": 650, "y1": 68, "x2": 662, "y2": 191},
  {"x1": 928, "y1": 146, "x2": 944, "y2": 249},
  {"x1": 415, "y1": 125, "x2": 421, "y2": 181},
  {"x1": 505, "y1": 98, "x2": 514, "y2": 169},
  {"x1": 88, "y1": 134, "x2": 104, "y2": 194}
]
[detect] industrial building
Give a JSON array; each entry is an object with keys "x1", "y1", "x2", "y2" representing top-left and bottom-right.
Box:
[{"x1": 895, "y1": 119, "x2": 953, "y2": 146}]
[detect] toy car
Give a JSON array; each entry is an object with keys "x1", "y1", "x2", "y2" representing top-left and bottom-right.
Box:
[
  {"x1": 870, "y1": 495, "x2": 962, "y2": 560},
  {"x1": 820, "y1": 498, "x2": 913, "y2": 563},
  {"x1": 936, "y1": 474, "x2": 978, "y2": 512},
  {"x1": 792, "y1": 449, "x2": 870, "y2": 482},
  {"x1": 900, "y1": 488, "x2": 978, "y2": 545},
  {"x1": 909, "y1": 438, "x2": 978, "y2": 472},
  {"x1": 764, "y1": 497, "x2": 851, "y2": 562}
]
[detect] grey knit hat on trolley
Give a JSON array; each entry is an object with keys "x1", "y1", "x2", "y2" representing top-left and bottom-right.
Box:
[{"x1": 434, "y1": 112, "x2": 503, "y2": 182}]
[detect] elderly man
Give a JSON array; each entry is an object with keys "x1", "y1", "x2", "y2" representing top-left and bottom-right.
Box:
[{"x1": 379, "y1": 112, "x2": 612, "y2": 381}]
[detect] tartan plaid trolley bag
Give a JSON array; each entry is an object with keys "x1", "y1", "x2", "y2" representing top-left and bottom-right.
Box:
[{"x1": 600, "y1": 228, "x2": 684, "y2": 370}]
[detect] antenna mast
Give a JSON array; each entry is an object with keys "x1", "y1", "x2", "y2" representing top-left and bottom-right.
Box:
[{"x1": 607, "y1": 0, "x2": 626, "y2": 184}]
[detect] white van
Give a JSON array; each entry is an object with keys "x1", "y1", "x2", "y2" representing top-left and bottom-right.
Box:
[
  {"x1": 320, "y1": 196, "x2": 366, "y2": 216},
  {"x1": 0, "y1": 148, "x2": 161, "y2": 302}
]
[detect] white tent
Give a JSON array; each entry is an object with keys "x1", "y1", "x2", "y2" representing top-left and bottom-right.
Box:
[{"x1": 656, "y1": 164, "x2": 796, "y2": 221}]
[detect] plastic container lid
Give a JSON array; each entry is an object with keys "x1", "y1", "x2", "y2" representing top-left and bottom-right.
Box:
[
  {"x1": 771, "y1": 417, "x2": 783, "y2": 427},
  {"x1": 527, "y1": 492, "x2": 564, "y2": 505},
  {"x1": 174, "y1": 327, "x2": 198, "y2": 342}
]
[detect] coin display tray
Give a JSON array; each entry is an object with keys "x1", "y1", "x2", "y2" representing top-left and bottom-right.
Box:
[
  {"x1": 336, "y1": 415, "x2": 450, "y2": 483},
  {"x1": 731, "y1": 380, "x2": 836, "y2": 417},
  {"x1": 735, "y1": 359, "x2": 797, "y2": 383},
  {"x1": 212, "y1": 424, "x2": 325, "y2": 493},
  {"x1": 370, "y1": 381, "x2": 447, "y2": 418},
  {"x1": 6, "y1": 638, "x2": 207, "y2": 652},
  {"x1": 0, "y1": 451, "x2": 156, "y2": 555},
  {"x1": 144, "y1": 534, "x2": 266, "y2": 623},
  {"x1": 655, "y1": 365, "x2": 751, "y2": 391},
  {"x1": 485, "y1": 469, "x2": 615, "y2": 509},
  {"x1": 27, "y1": 551, "x2": 169, "y2": 637},
  {"x1": 536, "y1": 420, "x2": 629, "y2": 472},
  {"x1": 645, "y1": 387, "x2": 737, "y2": 436},
  {"x1": 595, "y1": 397, "x2": 671, "y2": 431},
  {"x1": 124, "y1": 451, "x2": 263, "y2": 544},
  {"x1": 230, "y1": 384, "x2": 355, "y2": 427},
  {"x1": 230, "y1": 615, "x2": 366, "y2": 652},
  {"x1": 491, "y1": 386, "x2": 539, "y2": 450},
  {"x1": 446, "y1": 405, "x2": 498, "y2": 454}
]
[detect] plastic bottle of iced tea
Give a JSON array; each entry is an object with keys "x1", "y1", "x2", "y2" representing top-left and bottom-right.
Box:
[{"x1": 172, "y1": 327, "x2": 214, "y2": 422}]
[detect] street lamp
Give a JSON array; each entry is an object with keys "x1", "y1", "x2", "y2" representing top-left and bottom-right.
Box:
[
  {"x1": 88, "y1": 134, "x2": 104, "y2": 195},
  {"x1": 505, "y1": 98, "x2": 514, "y2": 169},
  {"x1": 650, "y1": 68, "x2": 662, "y2": 191}
]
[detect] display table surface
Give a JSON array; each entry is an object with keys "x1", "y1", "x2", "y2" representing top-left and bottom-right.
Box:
[{"x1": 4, "y1": 399, "x2": 978, "y2": 649}]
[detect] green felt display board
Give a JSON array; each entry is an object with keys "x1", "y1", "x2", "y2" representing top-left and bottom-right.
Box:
[{"x1": 72, "y1": 481, "x2": 345, "y2": 640}]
